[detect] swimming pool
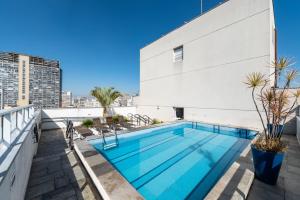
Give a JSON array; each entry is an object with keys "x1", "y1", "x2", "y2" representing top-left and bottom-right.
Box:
[{"x1": 89, "y1": 122, "x2": 255, "y2": 200}]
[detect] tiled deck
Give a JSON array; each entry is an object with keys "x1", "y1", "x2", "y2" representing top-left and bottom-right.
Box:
[
  {"x1": 247, "y1": 135, "x2": 300, "y2": 200},
  {"x1": 25, "y1": 129, "x2": 101, "y2": 200}
]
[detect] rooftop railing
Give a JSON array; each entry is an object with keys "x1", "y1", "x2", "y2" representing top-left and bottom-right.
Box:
[
  {"x1": 0, "y1": 105, "x2": 41, "y2": 199},
  {"x1": 0, "y1": 105, "x2": 35, "y2": 154}
]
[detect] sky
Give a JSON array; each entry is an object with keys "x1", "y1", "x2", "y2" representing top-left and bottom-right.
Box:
[{"x1": 0, "y1": 0, "x2": 299, "y2": 95}]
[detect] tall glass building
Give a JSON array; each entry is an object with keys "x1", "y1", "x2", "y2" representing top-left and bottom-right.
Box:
[{"x1": 0, "y1": 52, "x2": 62, "y2": 109}]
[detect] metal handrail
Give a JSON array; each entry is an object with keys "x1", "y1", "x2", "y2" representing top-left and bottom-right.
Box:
[
  {"x1": 192, "y1": 121, "x2": 198, "y2": 129},
  {"x1": 0, "y1": 104, "x2": 34, "y2": 116},
  {"x1": 213, "y1": 124, "x2": 220, "y2": 133},
  {"x1": 102, "y1": 127, "x2": 119, "y2": 150},
  {"x1": 127, "y1": 113, "x2": 152, "y2": 126},
  {"x1": 101, "y1": 129, "x2": 107, "y2": 147},
  {"x1": 134, "y1": 114, "x2": 148, "y2": 126},
  {"x1": 132, "y1": 114, "x2": 141, "y2": 125},
  {"x1": 134, "y1": 114, "x2": 141, "y2": 125},
  {"x1": 143, "y1": 115, "x2": 153, "y2": 125},
  {"x1": 113, "y1": 128, "x2": 119, "y2": 146},
  {"x1": 0, "y1": 105, "x2": 36, "y2": 150},
  {"x1": 127, "y1": 113, "x2": 136, "y2": 123}
]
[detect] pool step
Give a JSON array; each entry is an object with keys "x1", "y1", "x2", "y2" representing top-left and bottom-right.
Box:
[
  {"x1": 102, "y1": 128, "x2": 119, "y2": 150},
  {"x1": 103, "y1": 142, "x2": 118, "y2": 150}
]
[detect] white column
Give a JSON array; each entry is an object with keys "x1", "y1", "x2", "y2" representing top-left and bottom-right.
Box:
[
  {"x1": 17, "y1": 110, "x2": 23, "y2": 129},
  {"x1": 29, "y1": 106, "x2": 34, "y2": 118},
  {"x1": 22, "y1": 108, "x2": 26, "y2": 125},
  {"x1": 11, "y1": 112, "x2": 17, "y2": 131},
  {"x1": 24, "y1": 108, "x2": 28, "y2": 122},
  {"x1": 3, "y1": 113, "x2": 11, "y2": 144}
]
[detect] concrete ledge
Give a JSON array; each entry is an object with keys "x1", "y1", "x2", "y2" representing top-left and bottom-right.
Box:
[{"x1": 74, "y1": 139, "x2": 144, "y2": 200}]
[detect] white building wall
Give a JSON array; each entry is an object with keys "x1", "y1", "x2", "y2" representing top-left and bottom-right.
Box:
[{"x1": 137, "y1": 0, "x2": 275, "y2": 130}]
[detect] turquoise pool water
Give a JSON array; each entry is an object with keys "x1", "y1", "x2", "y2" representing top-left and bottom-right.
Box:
[{"x1": 89, "y1": 122, "x2": 255, "y2": 200}]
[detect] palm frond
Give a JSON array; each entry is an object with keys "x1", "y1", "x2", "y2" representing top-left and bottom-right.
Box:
[
  {"x1": 272, "y1": 57, "x2": 294, "y2": 72},
  {"x1": 244, "y1": 72, "x2": 265, "y2": 88},
  {"x1": 293, "y1": 89, "x2": 300, "y2": 98},
  {"x1": 90, "y1": 87, "x2": 122, "y2": 110},
  {"x1": 285, "y1": 70, "x2": 298, "y2": 87}
]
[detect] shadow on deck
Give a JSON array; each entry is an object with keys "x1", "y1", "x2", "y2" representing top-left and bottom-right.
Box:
[
  {"x1": 25, "y1": 129, "x2": 102, "y2": 200},
  {"x1": 206, "y1": 134, "x2": 300, "y2": 200}
]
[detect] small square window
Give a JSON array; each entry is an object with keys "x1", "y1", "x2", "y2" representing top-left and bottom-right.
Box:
[{"x1": 173, "y1": 45, "x2": 183, "y2": 62}]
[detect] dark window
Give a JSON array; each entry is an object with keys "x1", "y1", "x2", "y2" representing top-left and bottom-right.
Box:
[
  {"x1": 173, "y1": 46, "x2": 183, "y2": 62},
  {"x1": 174, "y1": 107, "x2": 184, "y2": 119}
]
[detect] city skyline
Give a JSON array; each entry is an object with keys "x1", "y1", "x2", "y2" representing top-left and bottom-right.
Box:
[{"x1": 0, "y1": 0, "x2": 299, "y2": 95}]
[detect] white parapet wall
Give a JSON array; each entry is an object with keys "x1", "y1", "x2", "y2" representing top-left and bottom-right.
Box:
[
  {"x1": 0, "y1": 105, "x2": 42, "y2": 200},
  {"x1": 42, "y1": 106, "x2": 137, "y2": 130}
]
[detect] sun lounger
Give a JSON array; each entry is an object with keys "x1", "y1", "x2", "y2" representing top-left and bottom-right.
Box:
[
  {"x1": 118, "y1": 116, "x2": 135, "y2": 129},
  {"x1": 92, "y1": 118, "x2": 112, "y2": 134},
  {"x1": 106, "y1": 116, "x2": 123, "y2": 130},
  {"x1": 74, "y1": 126, "x2": 94, "y2": 137}
]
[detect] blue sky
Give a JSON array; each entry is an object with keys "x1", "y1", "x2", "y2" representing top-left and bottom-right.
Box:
[{"x1": 0, "y1": 0, "x2": 299, "y2": 95}]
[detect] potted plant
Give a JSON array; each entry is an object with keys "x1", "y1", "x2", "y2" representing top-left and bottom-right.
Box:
[
  {"x1": 91, "y1": 87, "x2": 122, "y2": 117},
  {"x1": 151, "y1": 118, "x2": 163, "y2": 125},
  {"x1": 112, "y1": 115, "x2": 120, "y2": 124},
  {"x1": 82, "y1": 119, "x2": 93, "y2": 128},
  {"x1": 245, "y1": 57, "x2": 300, "y2": 185}
]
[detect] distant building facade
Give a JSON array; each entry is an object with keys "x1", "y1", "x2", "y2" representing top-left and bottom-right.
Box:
[
  {"x1": 0, "y1": 52, "x2": 62, "y2": 109},
  {"x1": 113, "y1": 94, "x2": 134, "y2": 107},
  {"x1": 61, "y1": 91, "x2": 73, "y2": 107},
  {"x1": 73, "y1": 94, "x2": 134, "y2": 108},
  {"x1": 73, "y1": 96, "x2": 100, "y2": 108}
]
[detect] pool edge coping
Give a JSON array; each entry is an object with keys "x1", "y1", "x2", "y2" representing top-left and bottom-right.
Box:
[
  {"x1": 74, "y1": 139, "x2": 144, "y2": 200},
  {"x1": 205, "y1": 135, "x2": 257, "y2": 200}
]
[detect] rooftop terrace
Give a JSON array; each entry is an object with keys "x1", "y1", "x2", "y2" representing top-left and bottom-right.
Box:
[{"x1": 0, "y1": 105, "x2": 299, "y2": 200}]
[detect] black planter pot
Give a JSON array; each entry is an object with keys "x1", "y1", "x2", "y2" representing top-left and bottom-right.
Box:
[{"x1": 251, "y1": 144, "x2": 284, "y2": 185}]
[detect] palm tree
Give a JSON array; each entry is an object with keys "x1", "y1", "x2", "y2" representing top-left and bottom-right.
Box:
[{"x1": 90, "y1": 87, "x2": 122, "y2": 116}]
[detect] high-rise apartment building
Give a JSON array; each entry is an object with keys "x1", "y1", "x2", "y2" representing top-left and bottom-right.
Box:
[{"x1": 0, "y1": 52, "x2": 62, "y2": 109}]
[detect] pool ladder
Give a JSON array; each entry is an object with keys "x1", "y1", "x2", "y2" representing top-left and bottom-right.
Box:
[
  {"x1": 192, "y1": 121, "x2": 198, "y2": 129},
  {"x1": 102, "y1": 128, "x2": 119, "y2": 150},
  {"x1": 192, "y1": 122, "x2": 221, "y2": 133},
  {"x1": 238, "y1": 129, "x2": 249, "y2": 138},
  {"x1": 213, "y1": 124, "x2": 220, "y2": 133}
]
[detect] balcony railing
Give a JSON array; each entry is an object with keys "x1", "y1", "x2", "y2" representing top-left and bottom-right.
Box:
[{"x1": 0, "y1": 105, "x2": 35, "y2": 154}]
